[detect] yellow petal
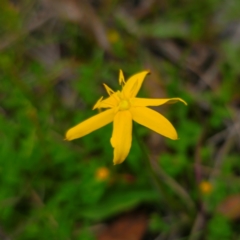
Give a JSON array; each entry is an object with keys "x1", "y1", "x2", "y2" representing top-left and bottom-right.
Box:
[
  {"x1": 131, "y1": 97, "x2": 187, "y2": 107},
  {"x1": 65, "y1": 109, "x2": 115, "y2": 141},
  {"x1": 130, "y1": 107, "x2": 178, "y2": 140},
  {"x1": 93, "y1": 92, "x2": 119, "y2": 109},
  {"x1": 111, "y1": 111, "x2": 132, "y2": 165},
  {"x1": 119, "y1": 69, "x2": 125, "y2": 85},
  {"x1": 122, "y1": 71, "x2": 150, "y2": 98}
]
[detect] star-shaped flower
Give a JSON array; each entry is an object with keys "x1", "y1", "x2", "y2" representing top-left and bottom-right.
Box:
[{"x1": 65, "y1": 70, "x2": 187, "y2": 165}]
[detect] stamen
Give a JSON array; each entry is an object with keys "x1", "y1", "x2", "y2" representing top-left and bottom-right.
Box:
[
  {"x1": 103, "y1": 83, "x2": 115, "y2": 96},
  {"x1": 118, "y1": 69, "x2": 125, "y2": 86},
  {"x1": 92, "y1": 96, "x2": 103, "y2": 110}
]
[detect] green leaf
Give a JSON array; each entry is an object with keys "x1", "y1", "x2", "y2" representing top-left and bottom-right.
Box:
[{"x1": 80, "y1": 189, "x2": 158, "y2": 220}]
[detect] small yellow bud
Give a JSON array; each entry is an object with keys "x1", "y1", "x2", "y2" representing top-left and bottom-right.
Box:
[
  {"x1": 199, "y1": 181, "x2": 212, "y2": 195},
  {"x1": 96, "y1": 167, "x2": 110, "y2": 181}
]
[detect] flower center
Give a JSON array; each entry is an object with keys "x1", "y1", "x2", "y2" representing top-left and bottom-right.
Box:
[{"x1": 119, "y1": 99, "x2": 130, "y2": 110}]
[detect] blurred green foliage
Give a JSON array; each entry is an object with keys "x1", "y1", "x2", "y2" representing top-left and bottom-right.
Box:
[{"x1": 1, "y1": 0, "x2": 240, "y2": 239}]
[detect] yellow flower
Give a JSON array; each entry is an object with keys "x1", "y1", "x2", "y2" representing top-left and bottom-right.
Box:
[
  {"x1": 199, "y1": 181, "x2": 213, "y2": 195},
  {"x1": 65, "y1": 70, "x2": 187, "y2": 165},
  {"x1": 96, "y1": 167, "x2": 110, "y2": 181}
]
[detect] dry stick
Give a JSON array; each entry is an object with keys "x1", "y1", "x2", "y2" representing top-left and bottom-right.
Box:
[
  {"x1": 194, "y1": 129, "x2": 207, "y2": 186},
  {"x1": 209, "y1": 137, "x2": 235, "y2": 182},
  {"x1": 10, "y1": 189, "x2": 59, "y2": 239},
  {"x1": 188, "y1": 130, "x2": 206, "y2": 240},
  {"x1": 133, "y1": 127, "x2": 170, "y2": 206},
  {"x1": 30, "y1": 189, "x2": 59, "y2": 228},
  {"x1": 0, "y1": 10, "x2": 52, "y2": 51},
  {"x1": 191, "y1": 164, "x2": 240, "y2": 183},
  {"x1": 151, "y1": 160, "x2": 195, "y2": 211},
  {"x1": 189, "y1": 134, "x2": 235, "y2": 240}
]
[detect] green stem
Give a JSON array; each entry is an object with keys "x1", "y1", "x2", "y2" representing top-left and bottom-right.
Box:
[
  {"x1": 133, "y1": 126, "x2": 175, "y2": 211},
  {"x1": 133, "y1": 124, "x2": 195, "y2": 212}
]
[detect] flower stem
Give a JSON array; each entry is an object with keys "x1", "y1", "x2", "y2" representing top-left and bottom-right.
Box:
[{"x1": 133, "y1": 124, "x2": 195, "y2": 212}]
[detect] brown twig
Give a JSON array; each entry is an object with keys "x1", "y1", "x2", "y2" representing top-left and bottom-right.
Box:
[
  {"x1": 151, "y1": 159, "x2": 196, "y2": 211},
  {"x1": 0, "y1": 9, "x2": 52, "y2": 51}
]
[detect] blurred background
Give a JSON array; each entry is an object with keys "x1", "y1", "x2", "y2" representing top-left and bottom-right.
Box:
[{"x1": 1, "y1": 0, "x2": 240, "y2": 239}]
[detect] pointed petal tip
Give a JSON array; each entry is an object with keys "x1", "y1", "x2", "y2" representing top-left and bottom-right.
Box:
[
  {"x1": 171, "y1": 132, "x2": 179, "y2": 140},
  {"x1": 64, "y1": 109, "x2": 115, "y2": 142},
  {"x1": 140, "y1": 70, "x2": 151, "y2": 76},
  {"x1": 113, "y1": 157, "x2": 125, "y2": 165},
  {"x1": 64, "y1": 136, "x2": 70, "y2": 141},
  {"x1": 170, "y1": 98, "x2": 187, "y2": 106},
  {"x1": 64, "y1": 136, "x2": 68, "y2": 141},
  {"x1": 103, "y1": 83, "x2": 115, "y2": 96},
  {"x1": 102, "y1": 83, "x2": 108, "y2": 91},
  {"x1": 170, "y1": 131, "x2": 178, "y2": 140},
  {"x1": 143, "y1": 70, "x2": 151, "y2": 76},
  {"x1": 119, "y1": 69, "x2": 125, "y2": 85},
  {"x1": 167, "y1": 134, "x2": 178, "y2": 140},
  {"x1": 93, "y1": 96, "x2": 104, "y2": 110},
  {"x1": 122, "y1": 70, "x2": 151, "y2": 98},
  {"x1": 65, "y1": 131, "x2": 73, "y2": 141},
  {"x1": 131, "y1": 107, "x2": 179, "y2": 140}
]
